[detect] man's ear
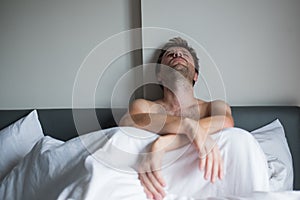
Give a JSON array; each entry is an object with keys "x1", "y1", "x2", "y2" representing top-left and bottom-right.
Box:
[{"x1": 193, "y1": 72, "x2": 198, "y2": 82}]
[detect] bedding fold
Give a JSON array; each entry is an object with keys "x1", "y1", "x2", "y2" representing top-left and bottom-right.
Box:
[{"x1": 1, "y1": 127, "x2": 296, "y2": 200}]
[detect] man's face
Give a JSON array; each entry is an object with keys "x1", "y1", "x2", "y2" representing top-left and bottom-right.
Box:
[
  {"x1": 161, "y1": 47, "x2": 195, "y2": 69},
  {"x1": 160, "y1": 47, "x2": 197, "y2": 85}
]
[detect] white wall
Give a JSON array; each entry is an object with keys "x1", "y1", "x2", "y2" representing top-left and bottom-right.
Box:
[
  {"x1": 0, "y1": 0, "x2": 299, "y2": 109},
  {"x1": 141, "y1": 0, "x2": 300, "y2": 106}
]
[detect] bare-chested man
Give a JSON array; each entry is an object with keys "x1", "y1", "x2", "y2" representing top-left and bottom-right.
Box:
[{"x1": 120, "y1": 37, "x2": 234, "y2": 200}]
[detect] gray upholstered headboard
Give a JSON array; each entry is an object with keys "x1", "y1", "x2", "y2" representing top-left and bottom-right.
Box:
[
  {"x1": 0, "y1": 106, "x2": 299, "y2": 189},
  {"x1": 232, "y1": 106, "x2": 300, "y2": 190}
]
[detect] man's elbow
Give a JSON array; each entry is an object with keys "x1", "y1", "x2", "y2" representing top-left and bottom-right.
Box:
[
  {"x1": 224, "y1": 116, "x2": 234, "y2": 128},
  {"x1": 119, "y1": 114, "x2": 148, "y2": 128},
  {"x1": 119, "y1": 115, "x2": 134, "y2": 127}
]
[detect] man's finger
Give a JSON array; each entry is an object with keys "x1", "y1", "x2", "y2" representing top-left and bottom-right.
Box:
[
  {"x1": 139, "y1": 174, "x2": 154, "y2": 199},
  {"x1": 211, "y1": 146, "x2": 219, "y2": 183},
  {"x1": 218, "y1": 148, "x2": 224, "y2": 180},
  {"x1": 153, "y1": 170, "x2": 166, "y2": 187},
  {"x1": 204, "y1": 149, "x2": 213, "y2": 180},
  {"x1": 199, "y1": 155, "x2": 206, "y2": 171},
  {"x1": 198, "y1": 146, "x2": 207, "y2": 171},
  {"x1": 147, "y1": 172, "x2": 166, "y2": 197},
  {"x1": 139, "y1": 173, "x2": 163, "y2": 200}
]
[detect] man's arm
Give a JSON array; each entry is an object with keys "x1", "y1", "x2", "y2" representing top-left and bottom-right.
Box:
[
  {"x1": 120, "y1": 99, "x2": 234, "y2": 143},
  {"x1": 119, "y1": 99, "x2": 203, "y2": 140},
  {"x1": 199, "y1": 100, "x2": 234, "y2": 135},
  {"x1": 121, "y1": 99, "x2": 234, "y2": 199}
]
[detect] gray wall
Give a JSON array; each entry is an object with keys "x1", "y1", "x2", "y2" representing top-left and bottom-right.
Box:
[
  {"x1": 0, "y1": 0, "x2": 299, "y2": 109},
  {"x1": 0, "y1": 0, "x2": 142, "y2": 109},
  {"x1": 141, "y1": 0, "x2": 300, "y2": 106}
]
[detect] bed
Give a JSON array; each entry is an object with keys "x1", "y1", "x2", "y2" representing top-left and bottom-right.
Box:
[{"x1": 0, "y1": 106, "x2": 299, "y2": 199}]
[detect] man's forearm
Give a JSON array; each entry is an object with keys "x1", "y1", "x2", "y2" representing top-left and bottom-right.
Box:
[
  {"x1": 120, "y1": 113, "x2": 233, "y2": 139},
  {"x1": 152, "y1": 115, "x2": 233, "y2": 153},
  {"x1": 152, "y1": 134, "x2": 190, "y2": 153},
  {"x1": 119, "y1": 113, "x2": 193, "y2": 136},
  {"x1": 199, "y1": 115, "x2": 234, "y2": 135}
]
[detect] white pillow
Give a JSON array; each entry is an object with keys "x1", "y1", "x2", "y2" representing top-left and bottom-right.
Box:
[
  {"x1": 0, "y1": 110, "x2": 44, "y2": 181},
  {"x1": 250, "y1": 119, "x2": 293, "y2": 191},
  {"x1": 0, "y1": 136, "x2": 85, "y2": 200}
]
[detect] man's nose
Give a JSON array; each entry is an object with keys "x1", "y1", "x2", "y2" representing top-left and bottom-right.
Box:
[{"x1": 173, "y1": 51, "x2": 183, "y2": 58}]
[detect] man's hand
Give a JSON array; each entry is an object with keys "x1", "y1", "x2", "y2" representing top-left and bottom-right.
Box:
[
  {"x1": 183, "y1": 118, "x2": 224, "y2": 183},
  {"x1": 137, "y1": 134, "x2": 223, "y2": 200},
  {"x1": 138, "y1": 141, "x2": 166, "y2": 200},
  {"x1": 198, "y1": 135, "x2": 224, "y2": 183}
]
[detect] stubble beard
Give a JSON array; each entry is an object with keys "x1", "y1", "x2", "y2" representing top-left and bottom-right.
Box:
[{"x1": 160, "y1": 64, "x2": 193, "y2": 91}]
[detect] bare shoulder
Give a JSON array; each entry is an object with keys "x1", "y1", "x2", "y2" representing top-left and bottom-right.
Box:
[
  {"x1": 195, "y1": 99, "x2": 210, "y2": 117},
  {"x1": 207, "y1": 100, "x2": 232, "y2": 115},
  {"x1": 195, "y1": 99, "x2": 232, "y2": 116},
  {"x1": 129, "y1": 98, "x2": 157, "y2": 114}
]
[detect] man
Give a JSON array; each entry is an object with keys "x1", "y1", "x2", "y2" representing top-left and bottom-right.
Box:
[{"x1": 120, "y1": 37, "x2": 234, "y2": 200}]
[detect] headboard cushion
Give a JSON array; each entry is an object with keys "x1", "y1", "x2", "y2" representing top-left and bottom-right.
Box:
[{"x1": 0, "y1": 106, "x2": 299, "y2": 189}]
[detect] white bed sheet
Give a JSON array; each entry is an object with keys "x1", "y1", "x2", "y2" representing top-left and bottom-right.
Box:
[{"x1": 1, "y1": 127, "x2": 299, "y2": 200}]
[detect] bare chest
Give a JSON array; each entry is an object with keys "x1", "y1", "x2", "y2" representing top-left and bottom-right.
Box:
[{"x1": 154, "y1": 103, "x2": 208, "y2": 120}]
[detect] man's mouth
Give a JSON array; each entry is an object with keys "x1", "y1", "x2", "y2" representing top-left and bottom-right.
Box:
[
  {"x1": 173, "y1": 57, "x2": 186, "y2": 62},
  {"x1": 169, "y1": 57, "x2": 187, "y2": 66}
]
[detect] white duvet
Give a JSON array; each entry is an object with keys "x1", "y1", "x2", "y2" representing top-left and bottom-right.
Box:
[{"x1": 1, "y1": 127, "x2": 300, "y2": 200}]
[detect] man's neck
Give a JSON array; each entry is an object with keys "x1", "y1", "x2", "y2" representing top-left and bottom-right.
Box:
[{"x1": 162, "y1": 82, "x2": 197, "y2": 110}]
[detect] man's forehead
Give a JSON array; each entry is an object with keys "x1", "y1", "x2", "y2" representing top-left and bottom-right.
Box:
[{"x1": 165, "y1": 46, "x2": 189, "y2": 52}]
